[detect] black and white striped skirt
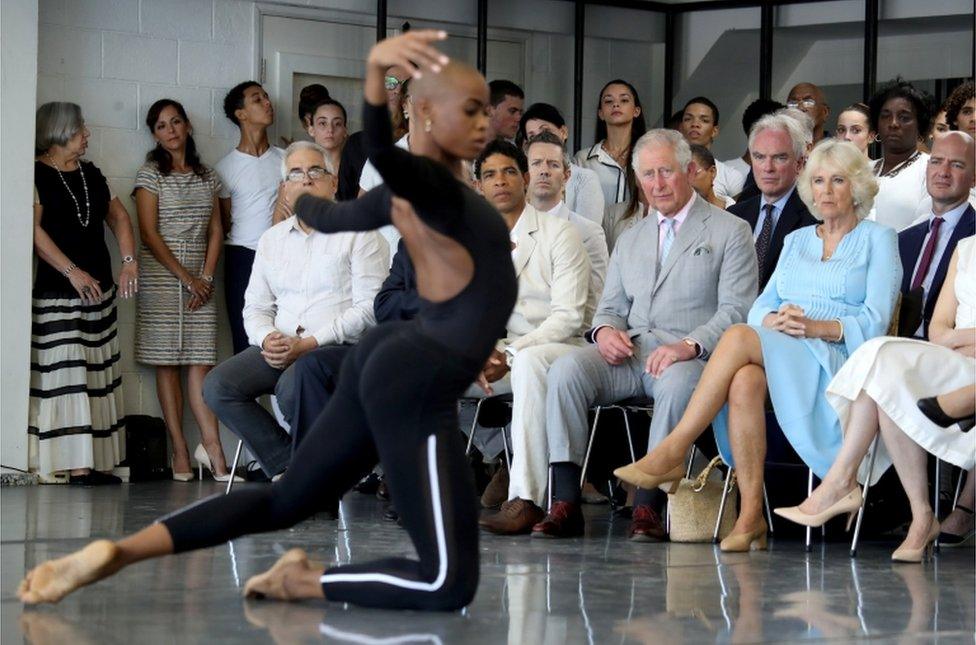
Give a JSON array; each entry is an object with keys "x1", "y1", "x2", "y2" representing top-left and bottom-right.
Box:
[{"x1": 28, "y1": 287, "x2": 126, "y2": 475}]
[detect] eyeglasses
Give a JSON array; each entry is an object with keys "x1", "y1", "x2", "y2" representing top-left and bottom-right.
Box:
[
  {"x1": 384, "y1": 76, "x2": 402, "y2": 91},
  {"x1": 286, "y1": 166, "x2": 331, "y2": 183},
  {"x1": 787, "y1": 99, "x2": 817, "y2": 109}
]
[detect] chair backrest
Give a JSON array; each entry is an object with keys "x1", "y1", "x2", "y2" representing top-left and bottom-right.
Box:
[{"x1": 893, "y1": 287, "x2": 924, "y2": 338}]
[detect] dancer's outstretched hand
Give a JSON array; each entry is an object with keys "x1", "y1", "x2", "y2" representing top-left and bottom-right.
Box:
[{"x1": 367, "y1": 30, "x2": 449, "y2": 78}]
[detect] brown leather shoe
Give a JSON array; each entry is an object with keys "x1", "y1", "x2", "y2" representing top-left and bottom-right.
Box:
[
  {"x1": 531, "y1": 501, "x2": 585, "y2": 538},
  {"x1": 479, "y1": 498, "x2": 545, "y2": 535},
  {"x1": 629, "y1": 504, "x2": 667, "y2": 542},
  {"x1": 480, "y1": 464, "x2": 509, "y2": 508}
]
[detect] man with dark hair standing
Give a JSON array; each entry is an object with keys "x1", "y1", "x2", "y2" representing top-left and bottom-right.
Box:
[
  {"x1": 488, "y1": 79, "x2": 525, "y2": 143},
  {"x1": 215, "y1": 81, "x2": 285, "y2": 354},
  {"x1": 678, "y1": 96, "x2": 741, "y2": 203}
]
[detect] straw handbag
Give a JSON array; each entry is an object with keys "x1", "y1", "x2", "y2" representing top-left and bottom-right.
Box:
[{"x1": 668, "y1": 456, "x2": 737, "y2": 542}]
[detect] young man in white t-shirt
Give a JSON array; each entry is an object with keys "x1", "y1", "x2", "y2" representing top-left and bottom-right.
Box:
[{"x1": 215, "y1": 81, "x2": 286, "y2": 353}]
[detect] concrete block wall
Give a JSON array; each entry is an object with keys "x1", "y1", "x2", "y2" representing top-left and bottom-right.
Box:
[{"x1": 37, "y1": 0, "x2": 257, "y2": 454}]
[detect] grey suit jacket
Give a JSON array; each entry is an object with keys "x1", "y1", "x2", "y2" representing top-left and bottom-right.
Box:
[{"x1": 589, "y1": 194, "x2": 758, "y2": 358}]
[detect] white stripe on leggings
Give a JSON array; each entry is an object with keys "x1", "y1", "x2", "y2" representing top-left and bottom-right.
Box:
[{"x1": 320, "y1": 434, "x2": 448, "y2": 592}]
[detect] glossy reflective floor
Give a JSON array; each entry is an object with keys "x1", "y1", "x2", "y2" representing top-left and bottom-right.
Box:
[{"x1": 3, "y1": 482, "x2": 974, "y2": 644}]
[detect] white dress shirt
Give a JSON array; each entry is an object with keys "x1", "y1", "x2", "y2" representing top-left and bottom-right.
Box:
[
  {"x1": 713, "y1": 159, "x2": 747, "y2": 201},
  {"x1": 720, "y1": 157, "x2": 751, "y2": 198},
  {"x1": 243, "y1": 216, "x2": 390, "y2": 347},
  {"x1": 869, "y1": 152, "x2": 931, "y2": 231}
]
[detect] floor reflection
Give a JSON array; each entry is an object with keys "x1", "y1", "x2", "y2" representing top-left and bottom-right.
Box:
[{"x1": 5, "y1": 485, "x2": 973, "y2": 644}]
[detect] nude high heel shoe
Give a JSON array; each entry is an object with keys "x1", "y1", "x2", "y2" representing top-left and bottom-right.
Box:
[
  {"x1": 892, "y1": 518, "x2": 941, "y2": 563},
  {"x1": 194, "y1": 444, "x2": 243, "y2": 483},
  {"x1": 774, "y1": 488, "x2": 863, "y2": 530},
  {"x1": 613, "y1": 463, "x2": 685, "y2": 493},
  {"x1": 720, "y1": 518, "x2": 768, "y2": 553}
]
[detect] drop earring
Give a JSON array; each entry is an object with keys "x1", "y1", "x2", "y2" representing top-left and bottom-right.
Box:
[{"x1": 424, "y1": 118, "x2": 432, "y2": 133}]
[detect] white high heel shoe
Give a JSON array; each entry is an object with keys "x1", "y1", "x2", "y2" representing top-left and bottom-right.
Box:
[{"x1": 194, "y1": 444, "x2": 243, "y2": 483}]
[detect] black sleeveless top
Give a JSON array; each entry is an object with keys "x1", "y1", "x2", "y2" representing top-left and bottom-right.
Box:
[{"x1": 34, "y1": 160, "x2": 113, "y2": 296}]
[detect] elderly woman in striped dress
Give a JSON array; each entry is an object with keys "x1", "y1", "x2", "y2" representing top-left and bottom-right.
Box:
[{"x1": 31, "y1": 102, "x2": 139, "y2": 484}]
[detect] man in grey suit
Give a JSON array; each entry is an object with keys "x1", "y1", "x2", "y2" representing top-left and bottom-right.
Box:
[{"x1": 532, "y1": 129, "x2": 759, "y2": 540}]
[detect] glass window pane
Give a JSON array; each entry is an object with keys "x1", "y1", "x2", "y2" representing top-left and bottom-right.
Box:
[
  {"x1": 675, "y1": 7, "x2": 761, "y2": 162},
  {"x1": 773, "y1": 1, "x2": 864, "y2": 142}
]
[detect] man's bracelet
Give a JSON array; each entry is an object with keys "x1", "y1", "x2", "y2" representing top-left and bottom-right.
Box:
[{"x1": 62, "y1": 262, "x2": 78, "y2": 276}]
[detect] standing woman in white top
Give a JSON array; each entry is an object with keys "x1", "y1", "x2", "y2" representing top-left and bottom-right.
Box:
[
  {"x1": 867, "y1": 79, "x2": 937, "y2": 230},
  {"x1": 574, "y1": 79, "x2": 647, "y2": 213}
]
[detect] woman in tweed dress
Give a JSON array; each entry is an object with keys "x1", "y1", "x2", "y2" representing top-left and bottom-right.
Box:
[{"x1": 134, "y1": 99, "x2": 233, "y2": 481}]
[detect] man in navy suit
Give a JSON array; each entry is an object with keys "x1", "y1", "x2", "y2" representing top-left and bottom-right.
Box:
[
  {"x1": 898, "y1": 131, "x2": 975, "y2": 338},
  {"x1": 728, "y1": 113, "x2": 817, "y2": 289}
]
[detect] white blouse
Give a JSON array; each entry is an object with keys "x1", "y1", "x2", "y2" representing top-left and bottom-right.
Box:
[{"x1": 868, "y1": 152, "x2": 931, "y2": 231}]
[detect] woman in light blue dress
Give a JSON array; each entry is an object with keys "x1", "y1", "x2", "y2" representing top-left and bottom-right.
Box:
[{"x1": 614, "y1": 139, "x2": 902, "y2": 552}]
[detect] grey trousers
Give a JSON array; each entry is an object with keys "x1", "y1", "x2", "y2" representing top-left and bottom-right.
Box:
[
  {"x1": 545, "y1": 343, "x2": 704, "y2": 466},
  {"x1": 202, "y1": 346, "x2": 298, "y2": 477}
]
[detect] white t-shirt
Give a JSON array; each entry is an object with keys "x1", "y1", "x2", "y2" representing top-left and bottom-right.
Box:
[
  {"x1": 215, "y1": 146, "x2": 286, "y2": 250},
  {"x1": 868, "y1": 152, "x2": 931, "y2": 231},
  {"x1": 720, "y1": 157, "x2": 751, "y2": 198},
  {"x1": 714, "y1": 159, "x2": 747, "y2": 201},
  {"x1": 359, "y1": 134, "x2": 410, "y2": 263}
]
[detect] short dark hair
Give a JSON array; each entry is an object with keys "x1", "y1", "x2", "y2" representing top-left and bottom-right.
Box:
[
  {"x1": 298, "y1": 84, "x2": 330, "y2": 124},
  {"x1": 489, "y1": 79, "x2": 524, "y2": 107},
  {"x1": 307, "y1": 98, "x2": 347, "y2": 125},
  {"x1": 689, "y1": 143, "x2": 715, "y2": 169},
  {"x1": 944, "y1": 81, "x2": 975, "y2": 131},
  {"x1": 525, "y1": 130, "x2": 569, "y2": 168},
  {"x1": 516, "y1": 102, "x2": 565, "y2": 148},
  {"x1": 742, "y1": 98, "x2": 784, "y2": 136},
  {"x1": 474, "y1": 138, "x2": 528, "y2": 180},
  {"x1": 223, "y1": 81, "x2": 262, "y2": 126},
  {"x1": 868, "y1": 77, "x2": 936, "y2": 138},
  {"x1": 666, "y1": 110, "x2": 685, "y2": 130},
  {"x1": 683, "y1": 96, "x2": 720, "y2": 126}
]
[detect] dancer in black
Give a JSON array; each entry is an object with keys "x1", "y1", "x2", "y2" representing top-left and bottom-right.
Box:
[{"x1": 17, "y1": 31, "x2": 516, "y2": 612}]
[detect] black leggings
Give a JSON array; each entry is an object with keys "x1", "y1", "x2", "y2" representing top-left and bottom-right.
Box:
[{"x1": 160, "y1": 321, "x2": 480, "y2": 611}]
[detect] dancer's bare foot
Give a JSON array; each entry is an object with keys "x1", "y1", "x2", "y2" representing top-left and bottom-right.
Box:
[
  {"x1": 244, "y1": 549, "x2": 325, "y2": 601},
  {"x1": 18, "y1": 540, "x2": 119, "y2": 604}
]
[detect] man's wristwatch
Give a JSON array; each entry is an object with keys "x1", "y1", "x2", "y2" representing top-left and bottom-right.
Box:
[
  {"x1": 503, "y1": 346, "x2": 517, "y2": 368},
  {"x1": 122, "y1": 255, "x2": 135, "y2": 264},
  {"x1": 682, "y1": 338, "x2": 701, "y2": 357}
]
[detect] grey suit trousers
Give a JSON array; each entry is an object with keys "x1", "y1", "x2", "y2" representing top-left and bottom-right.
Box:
[{"x1": 545, "y1": 342, "x2": 704, "y2": 466}]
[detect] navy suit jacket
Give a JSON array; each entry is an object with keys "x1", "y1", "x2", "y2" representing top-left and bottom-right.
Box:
[
  {"x1": 374, "y1": 239, "x2": 422, "y2": 323},
  {"x1": 728, "y1": 189, "x2": 817, "y2": 289},
  {"x1": 898, "y1": 204, "x2": 975, "y2": 338}
]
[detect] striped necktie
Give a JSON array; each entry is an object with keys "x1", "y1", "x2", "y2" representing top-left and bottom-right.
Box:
[
  {"x1": 756, "y1": 203, "x2": 775, "y2": 276},
  {"x1": 660, "y1": 218, "x2": 676, "y2": 265}
]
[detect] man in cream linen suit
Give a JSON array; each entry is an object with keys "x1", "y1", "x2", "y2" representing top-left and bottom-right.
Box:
[
  {"x1": 533, "y1": 129, "x2": 758, "y2": 540},
  {"x1": 480, "y1": 132, "x2": 609, "y2": 534},
  {"x1": 463, "y1": 139, "x2": 590, "y2": 516}
]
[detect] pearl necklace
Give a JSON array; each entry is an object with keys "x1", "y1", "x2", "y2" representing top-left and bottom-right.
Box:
[{"x1": 46, "y1": 154, "x2": 91, "y2": 227}]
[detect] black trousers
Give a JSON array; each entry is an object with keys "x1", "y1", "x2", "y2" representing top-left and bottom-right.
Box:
[
  {"x1": 288, "y1": 344, "x2": 352, "y2": 455},
  {"x1": 160, "y1": 321, "x2": 480, "y2": 611},
  {"x1": 223, "y1": 245, "x2": 256, "y2": 355}
]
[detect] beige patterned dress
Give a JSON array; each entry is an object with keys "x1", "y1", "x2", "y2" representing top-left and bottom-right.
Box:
[{"x1": 134, "y1": 162, "x2": 220, "y2": 365}]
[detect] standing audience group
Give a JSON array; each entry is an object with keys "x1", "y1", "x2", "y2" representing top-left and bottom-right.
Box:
[{"x1": 29, "y1": 64, "x2": 975, "y2": 559}]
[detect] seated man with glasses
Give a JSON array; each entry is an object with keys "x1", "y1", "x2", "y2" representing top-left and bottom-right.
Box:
[{"x1": 203, "y1": 141, "x2": 389, "y2": 480}]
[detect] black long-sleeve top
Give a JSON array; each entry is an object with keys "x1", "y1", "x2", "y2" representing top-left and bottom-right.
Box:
[{"x1": 296, "y1": 101, "x2": 517, "y2": 367}]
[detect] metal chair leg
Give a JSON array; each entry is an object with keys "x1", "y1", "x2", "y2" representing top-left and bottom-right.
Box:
[
  {"x1": 714, "y1": 468, "x2": 733, "y2": 543},
  {"x1": 805, "y1": 469, "x2": 814, "y2": 552},
  {"x1": 620, "y1": 408, "x2": 637, "y2": 462},
  {"x1": 225, "y1": 439, "x2": 244, "y2": 495},
  {"x1": 501, "y1": 423, "x2": 512, "y2": 472},
  {"x1": 850, "y1": 436, "x2": 879, "y2": 557},
  {"x1": 952, "y1": 468, "x2": 964, "y2": 509},
  {"x1": 763, "y1": 484, "x2": 774, "y2": 535},
  {"x1": 934, "y1": 459, "x2": 942, "y2": 551},
  {"x1": 464, "y1": 398, "x2": 485, "y2": 457},
  {"x1": 580, "y1": 407, "x2": 602, "y2": 487}
]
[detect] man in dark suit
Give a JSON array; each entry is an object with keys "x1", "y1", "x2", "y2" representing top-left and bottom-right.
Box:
[
  {"x1": 728, "y1": 113, "x2": 817, "y2": 289},
  {"x1": 898, "y1": 131, "x2": 976, "y2": 338}
]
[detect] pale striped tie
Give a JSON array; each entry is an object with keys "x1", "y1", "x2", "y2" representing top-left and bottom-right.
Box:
[{"x1": 660, "y1": 217, "x2": 676, "y2": 265}]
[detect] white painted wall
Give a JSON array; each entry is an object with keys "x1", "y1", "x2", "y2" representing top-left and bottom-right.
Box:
[{"x1": 1, "y1": 0, "x2": 40, "y2": 472}]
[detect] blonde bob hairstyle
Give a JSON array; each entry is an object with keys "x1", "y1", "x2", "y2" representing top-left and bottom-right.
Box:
[{"x1": 797, "y1": 139, "x2": 878, "y2": 221}]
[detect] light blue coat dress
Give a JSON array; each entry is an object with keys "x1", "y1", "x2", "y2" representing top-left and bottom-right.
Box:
[{"x1": 713, "y1": 220, "x2": 902, "y2": 478}]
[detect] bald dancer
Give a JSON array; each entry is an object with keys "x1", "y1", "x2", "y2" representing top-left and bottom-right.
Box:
[{"x1": 18, "y1": 32, "x2": 517, "y2": 612}]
